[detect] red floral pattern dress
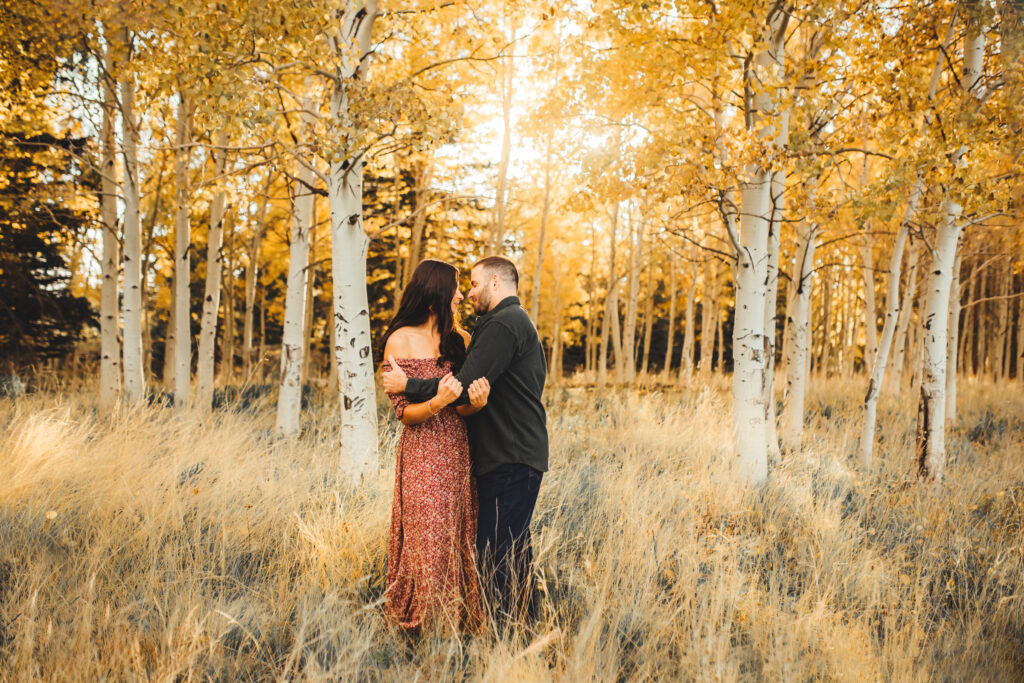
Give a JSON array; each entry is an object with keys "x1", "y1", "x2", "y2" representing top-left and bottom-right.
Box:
[{"x1": 383, "y1": 357, "x2": 483, "y2": 633}]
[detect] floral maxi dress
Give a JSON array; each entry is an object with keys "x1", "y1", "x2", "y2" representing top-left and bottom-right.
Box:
[{"x1": 383, "y1": 357, "x2": 483, "y2": 632}]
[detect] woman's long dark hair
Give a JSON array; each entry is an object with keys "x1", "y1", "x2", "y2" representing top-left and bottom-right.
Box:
[{"x1": 378, "y1": 259, "x2": 467, "y2": 371}]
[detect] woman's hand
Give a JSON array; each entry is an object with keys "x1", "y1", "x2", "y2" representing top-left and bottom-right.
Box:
[
  {"x1": 468, "y1": 377, "x2": 490, "y2": 408},
  {"x1": 435, "y1": 373, "x2": 463, "y2": 406}
]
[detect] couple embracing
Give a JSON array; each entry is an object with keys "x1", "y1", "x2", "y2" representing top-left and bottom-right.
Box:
[{"x1": 379, "y1": 256, "x2": 549, "y2": 633}]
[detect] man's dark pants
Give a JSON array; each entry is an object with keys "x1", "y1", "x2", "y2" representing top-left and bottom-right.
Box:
[{"x1": 475, "y1": 463, "x2": 543, "y2": 620}]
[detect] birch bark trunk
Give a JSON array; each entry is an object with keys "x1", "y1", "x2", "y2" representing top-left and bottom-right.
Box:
[
  {"x1": 916, "y1": 19, "x2": 985, "y2": 481},
  {"x1": 608, "y1": 205, "x2": 624, "y2": 384},
  {"x1": 327, "y1": 0, "x2": 381, "y2": 478},
  {"x1": 890, "y1": 244, "x2": 920, "y2": 392},
  {"x1": 164, "y1": 271, "x2": 176, "y2": 390},
  {"x1": 959, "y1": 257, "x2": 975, "y2": 374},
  {"x1": 622, "y1": 214, "x2": 641, "y2": 384},
  {"x1": 243, "y1": 175, "x2": 271, "y2": 379},
  {"x1": 860, "y1": 241, "x2": 878, "y2": 376},
  {"x1": 916, "y1": 201, "x2": 961, "y2": 480},
  {"x1": 641, "y1": 261, "x2": 654, "y2": 377},
  {"x1": 99, "y1": 55, "x2": 121, "y2": 408},
  {"x1": 172, "y1": 95, "x2": 193, "y2": 406},
  {"x1": 530, "y1": 135, "x2": 554, "y2": 324},
  {"x1": 679, "y1": 260, "x2": 698, "y2": 386},
  {"x1": 699, "y1": 259, "x2": 716, "y2": 376},
  {"x1": 662, "y1": 250, "x2": 677, "y2": 382},
  {"x1": 860, "y1": 184, "x2": 917, "y2": 468},
  {"x1": 946, "y1": 248, "x2": 963, "y2": 422},
  {"x1": 598, "y1": 208, "x2": 618, "y2": 389},
  {"x1": 276, "y1": 113, "x2": 315, "y2": 437},
  {"x1": 732, "y1": 176, "x2": 771, "y2": 485},
  {"x1": 221, "y1": 215, "x2": 236, "y2": 385},
  {"x1": 489, "y1": 29, "x2": 515, "y2": 254},
  {"x1": 302, "y1": 216, "x2": 318, "y2": 383},
  {"x1": 196, "y1": 138, "x2": 228, "y2": 411},
  {"x1": 120, "y1": 54, "x2": 144, "y2": 402},
  {"x1": 781, "y1": 219, "x2": 818, "y2": 452}
]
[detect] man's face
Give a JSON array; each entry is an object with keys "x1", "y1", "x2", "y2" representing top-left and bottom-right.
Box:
[{"x1": 468, "y1": 265, "x2": 493, "y2": 315}]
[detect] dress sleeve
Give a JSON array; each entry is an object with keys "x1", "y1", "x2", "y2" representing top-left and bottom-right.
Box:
[{"x1": 381, "y1": 361, "x2": 410, "y2": 419}]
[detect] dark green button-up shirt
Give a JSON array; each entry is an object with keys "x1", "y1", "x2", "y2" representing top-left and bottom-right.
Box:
[{"x1": 403, "y1": 295, "x2": 549, "y2": 476}]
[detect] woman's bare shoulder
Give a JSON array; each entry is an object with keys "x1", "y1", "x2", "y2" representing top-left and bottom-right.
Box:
[{"x1": 384, "y1": 330, "x2": 414, "y2": 359}]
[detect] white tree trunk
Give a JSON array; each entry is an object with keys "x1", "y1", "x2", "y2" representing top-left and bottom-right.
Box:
[
  {"x1": 860, "y1": 241, "x2": 878, "y2": 376},
  {"x1": 172, "y1": 95, "x2": 192, "y2": 406},
  {"x1": 243, "y1": 175, "x2": 271, "y2": 379},
  {"x1": 328, "y1": 164, "x2": 379, "y2": 478},
  {"x1": 120, "y1": 58, "x2": 144, "y2": 402},
  {"x1": 597, "y1": 210, "x2": 616, "y2": 389},
  {"x1": 196, "y1": 138, "x2": 228, "y2": 411},
  {"x1": 99, "y1": 57, "x2": 121, "y2": 408},
  {"x1": 731, "y1": 175, "x2": 771, "y2": 485},
  {"x1": 277, "y1": 117, "x2": 315, "y2": 437},
  {"x1": 890, "y1": 244, "x2": 920, "y2": 392},
  {"x1": 860, "y1": 182, "x2": 918, "y2": 468},
  {"x1": 164, "y1": 271, "x2": 176, "y2": 390},
  {"x1": 916, "y1": 18, "x2": 984, "y2": 477},
  {"x1": 662, "y1": 250, "x2": 677, "y2": 382},
  {"x1": 622, "y1": 213, "x2": 642, "y2": 384},
  {"x1": 326, "y1": 0, "x2": 380, "y2": 478},
  {"x1": 641, "y1": 261, "x2": 654, "y2": 376},
  {"x1": 781, "y1": 220, "x2": 818, "y2": 452},
  {"x1": 530, "y1": 136, "x2": 554, "y2": 323},
  {"x1": 302, "y1": 212, "x2": 318, "y2": 383},
  {"x1": 699, "y1": 258, "x2": 717, "y2": 376},
  {"x1": 679, "y1": 261, "x2": 698, "y2": 386},
  {"x1": 221, "y1": 216, "x2": 236, "y2": 385},
  {"x1": 916, "y1": 201, "x2": 961, "y2": 481},
  {"x1": 764, "y1": 169, "x2": 784, "y2": 462},
  {"x1": 606, "y1": 204, "x2": 624, "y2": 384},
  {"x1": 946, "y1": 247, "x2": 963, "y2": 422},
  {"x1": 490, "y1": 30, "x2": 515, "y2": 253}
]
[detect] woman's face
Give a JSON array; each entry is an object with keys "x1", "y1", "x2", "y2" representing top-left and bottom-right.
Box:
[{"x1": 450, "y1": 284, "x2": 464, "y2": 315}]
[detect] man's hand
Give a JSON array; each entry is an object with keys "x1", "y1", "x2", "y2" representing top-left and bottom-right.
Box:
[
  {"x1": 382, "y1": 355, "x2": 408, "y2": 394},
  {"x1": 436, "y1": 373, "x2": 463, "y2": 405},
  {"x1": 468, "y1": 377, "x2": 490, "y2": 409}
]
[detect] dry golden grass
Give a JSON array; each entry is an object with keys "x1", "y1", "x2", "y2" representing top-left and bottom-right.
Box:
[{"x1": 0, "y1": 375, "x2": 1021, "y2": 681}]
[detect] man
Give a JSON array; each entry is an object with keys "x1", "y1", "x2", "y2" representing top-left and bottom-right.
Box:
[{"x1": 383, "y1": 255, "x2": 548, "y2": 621}]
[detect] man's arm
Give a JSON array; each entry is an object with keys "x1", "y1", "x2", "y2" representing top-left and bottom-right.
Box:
[{"x1": 401, "y1": 321, "x2": 517, "y2": 403}]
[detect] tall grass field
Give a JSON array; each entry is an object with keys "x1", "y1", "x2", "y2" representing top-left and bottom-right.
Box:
[{"x1": 0, "y1": 376, "x2": 1021, "y2": 680}]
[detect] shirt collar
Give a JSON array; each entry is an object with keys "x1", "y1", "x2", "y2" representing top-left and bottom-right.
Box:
[{"x1": 485, "y1": 295, "x2": 521, "y2": 318}]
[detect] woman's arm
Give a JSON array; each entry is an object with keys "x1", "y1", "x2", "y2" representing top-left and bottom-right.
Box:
[
  {"x1": 401, "y1": 395, "x2": 448, "y2": 426},
  {"x1": 382, "y1": 337, "x2": 464, "y2": 426}
]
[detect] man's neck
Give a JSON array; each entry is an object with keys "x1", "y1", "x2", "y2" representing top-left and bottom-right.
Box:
[{"x1": 487, "y1": 293, "x2": 517, "y2": 313}]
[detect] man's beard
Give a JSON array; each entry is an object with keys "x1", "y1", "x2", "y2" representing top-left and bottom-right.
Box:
[{"x1": 473, "y1": 288, "x2": 492, "y2": 315}]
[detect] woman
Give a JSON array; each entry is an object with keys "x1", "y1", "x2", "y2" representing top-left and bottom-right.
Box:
[{"x1": 379, "y1": 259, "x2": 490, "y2": 633}]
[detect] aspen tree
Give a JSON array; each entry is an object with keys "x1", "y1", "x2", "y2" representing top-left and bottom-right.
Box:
[
  {"x1": 916, "y1": 12, "x2": 987, "y2": 481},
  {"x1": 172, "y1": 95, "x2": 193, "y2": 407},
  {"x1": 99, "y1": 40, "x2": 121, "y2": 408},
  {"x1": 277, "y1": 101, "x2": 316, "y2": 437},
  {"x1": 119, "y1": 28, "x2": 144, "y2": 402},
  {"x1": 196, "y1": 137, "x2": 228, "y2": 411}
]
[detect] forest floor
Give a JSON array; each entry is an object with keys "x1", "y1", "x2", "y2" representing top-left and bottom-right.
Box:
[{"x1": 0, "y1": 374, "x2": 1022, "y2": 681}]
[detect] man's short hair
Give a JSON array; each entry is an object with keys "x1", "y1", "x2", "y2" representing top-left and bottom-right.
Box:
[{"x1": 474, "y1": 255, "x2": 519, "y2": 290}]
